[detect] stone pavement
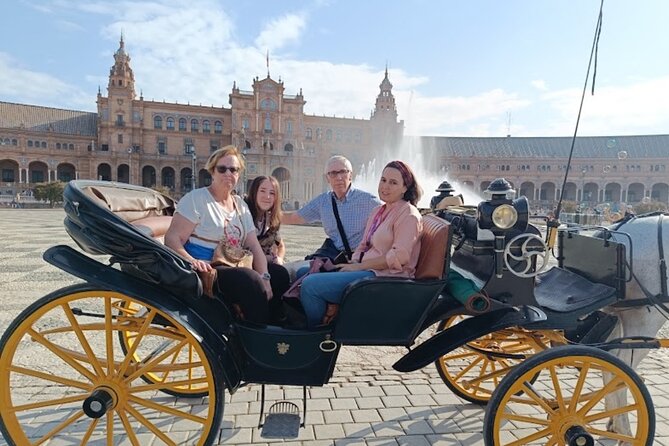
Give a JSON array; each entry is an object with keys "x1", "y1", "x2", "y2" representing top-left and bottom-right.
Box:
[{"x1": 0, "y1": 208, "x2": 668, "y2": 445}]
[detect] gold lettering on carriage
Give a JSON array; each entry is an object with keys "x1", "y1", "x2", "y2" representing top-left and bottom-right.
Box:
[{"x1": 277, "y1": 342, "x2": 290, "y2": 355}]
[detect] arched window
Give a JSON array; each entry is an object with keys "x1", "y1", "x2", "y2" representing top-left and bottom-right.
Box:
[
  {"x1": 260, "y1": 98, "x2": 277, "y2": 110},
  {"x1": 203, "y1": 120, "x2": 210, "y2": 133},
  {"x1": 305, "y1": 128, "x2": 312, "y2": 140},
  {"x1": 325, "y1": 129, "x2": 332, "y2": 141},
  {"x1": 166, "y1": 117, "x2": 175, "y2": 130},
  {"x1": 68, "y1": 143, "x2": 74, "y2": 150},
  {"x1": 56, "y1": 143, "x2": 61, "y2": 149},
  {"x1": 179, "y1": 118, "x2": 187, "y2": 131},
  {"x1": 284, "y1": 143, "x2": 294, "y2": 152},
  {"x1": 214, "y1": 120, "x2": 222, "y2": 134},
  {"x1": 154, "y1": 116, "x2": 162, "y2": 129},
  {"x1": 264, "y1": 114, "x2": 272, "y2": 133},
  {"x1": 191, "y1": 119, "x2": 199, "y2": 132}
]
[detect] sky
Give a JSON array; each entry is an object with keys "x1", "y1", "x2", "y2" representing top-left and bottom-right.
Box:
[{"x1": 1, "y1": 0, "x2": 669, "y2": 138}]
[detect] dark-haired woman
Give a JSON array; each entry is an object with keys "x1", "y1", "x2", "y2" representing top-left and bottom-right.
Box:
[
  {"x1": 245, "y1": 176, "x2": 291, "y2": 323},
  {"x1": 299, "y1": 160, "x2": 424, "y2": 327}
]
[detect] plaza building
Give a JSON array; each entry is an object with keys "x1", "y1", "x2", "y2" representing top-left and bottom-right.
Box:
[
  {"x1": 1, "y1": 37, "x2": 668, "y2": 210},
  {"x1": 0, "y1": 37, "x2": 402, "y2": 207}
]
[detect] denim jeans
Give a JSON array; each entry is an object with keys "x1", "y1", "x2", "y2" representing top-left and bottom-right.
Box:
[{"x1": 299, "y1": 270, "x2": 375, "y2": 327}]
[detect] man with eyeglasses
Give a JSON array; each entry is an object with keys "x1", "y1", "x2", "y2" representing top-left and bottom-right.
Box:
[{"x1": 282, "y1": 155, "x2": 380, "y2": 262}]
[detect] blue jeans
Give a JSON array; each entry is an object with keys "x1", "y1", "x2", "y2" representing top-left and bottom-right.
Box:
[{"x1": 299, "y1": 270, "x2": 375, "y2": 327}]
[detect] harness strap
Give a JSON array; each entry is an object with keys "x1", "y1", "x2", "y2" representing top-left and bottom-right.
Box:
[{"x1": 659, "y1": 214, "x2": 668, "y2": 298}]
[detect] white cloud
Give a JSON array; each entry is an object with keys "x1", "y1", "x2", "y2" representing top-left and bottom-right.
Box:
[
  {"x1": 531, "y1": 79, "x2": 548, "y2": 91},
  {"x1": 255, "y1": 13, "x2": 307, "y2": 52},
  {"x1": 539, "y1": 76, "x2": 669, "y2": 136},
  {"x1": 398, "y1": 89, "x2": 531, "y2": 137},
  {"x1": 11, "y1": 0, "x2": 669, "y2": 140},
  {"x1": 0, "y1": 52, "x2": 91, "y2": 109}
]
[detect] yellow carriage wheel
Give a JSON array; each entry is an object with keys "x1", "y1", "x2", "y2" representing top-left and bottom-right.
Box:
[
  {"x1": 434, "y1": 315, "x2": 553, "y2": 404},
  {"x1": 483, "y1": 345, "x2": 654, "y2": 446},
  {"x1": 116, "y1": 299, "x2": 209, "y2": 398},
  {"x1": 0, "y1": 284, "x2": 224, "y2": 446}
]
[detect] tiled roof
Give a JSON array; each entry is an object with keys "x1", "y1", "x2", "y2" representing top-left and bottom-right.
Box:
[
  {"x1": 419, "y1": 134, "x2": 669, "y2": 159},
  {"x1": 0, "y1": 101, "x2": 97, "y2": 137}
]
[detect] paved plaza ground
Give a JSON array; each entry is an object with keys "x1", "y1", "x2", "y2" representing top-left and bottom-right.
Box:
[{"x1": 0, "y1": 208, "x2": 668, "y2": 445}]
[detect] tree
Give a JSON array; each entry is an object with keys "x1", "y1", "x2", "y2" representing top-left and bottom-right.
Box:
[{"x1": 33, "y1": 182, "x2": 65, "y2": 208}]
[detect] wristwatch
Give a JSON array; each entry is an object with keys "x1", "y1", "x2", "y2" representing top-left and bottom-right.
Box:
[{"x1": 261, "y1": 272, "x2": 271, "y2": 281}]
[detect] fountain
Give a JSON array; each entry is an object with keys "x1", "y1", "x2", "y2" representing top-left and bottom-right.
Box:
[{"x1": 352, "y1": 136, "x2": 482, "y2": 208}]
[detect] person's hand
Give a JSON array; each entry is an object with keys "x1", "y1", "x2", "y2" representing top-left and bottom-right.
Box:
[
  {"x1": 336, "y1": 263, "x2": 363, "y2": 272},
  {"x1": 190, "y1": 258, "x2": 212, "y2": 272}
]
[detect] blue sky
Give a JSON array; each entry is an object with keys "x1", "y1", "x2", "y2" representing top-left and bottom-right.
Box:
[{"x1": 1, "y1": 0, "x2": 668, "y2": 137}]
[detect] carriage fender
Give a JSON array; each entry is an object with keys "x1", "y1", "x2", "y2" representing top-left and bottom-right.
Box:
[
  {"x1": 43, "y1": 245, "x2": 243, "y2": 392},
  {"x1": 393, "y1": 306, "x2": 546, "y2": 373}
]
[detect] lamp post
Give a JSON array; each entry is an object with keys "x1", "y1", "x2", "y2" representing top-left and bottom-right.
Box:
[
  {"x1": 186, "y1": 144, "x2": 197, "y2": 191},
  {"x1": 241, "y1": 146, "x2": 249, "y2": 195},
  {"x1": 127, "y1": 147, "x2": 133, "y2": 184}
]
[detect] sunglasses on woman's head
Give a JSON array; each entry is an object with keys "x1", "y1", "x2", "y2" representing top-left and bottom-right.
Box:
[{"x1": 215, "y1": 165, "x2": 240, "y2": 174}]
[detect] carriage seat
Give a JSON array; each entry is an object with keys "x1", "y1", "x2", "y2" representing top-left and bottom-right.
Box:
[{"x1": 331, "y1": 214, "x2": 452, "y2": 345}]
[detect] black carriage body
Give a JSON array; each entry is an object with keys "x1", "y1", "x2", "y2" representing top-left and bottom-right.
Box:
[
  {"x1": 437, "y1": 207, "x2": 627, "y2": 333},
  {"x1": 54, "y1": 180, "x2": 549, "y2": 393}
]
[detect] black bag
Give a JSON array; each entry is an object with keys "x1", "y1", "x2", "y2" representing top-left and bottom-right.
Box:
[{"x1": 304, "y1": 238, "x2": 344, "y2": 262}]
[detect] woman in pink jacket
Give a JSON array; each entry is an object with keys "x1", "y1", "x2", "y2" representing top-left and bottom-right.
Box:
[{"x1": 299, "y1": 160, "x2": 423, "y2": 327}]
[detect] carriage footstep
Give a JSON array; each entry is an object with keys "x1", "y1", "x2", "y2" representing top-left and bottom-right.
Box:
[{"x1": 260, "y1": 401, "x2": 301, "y2": 438}]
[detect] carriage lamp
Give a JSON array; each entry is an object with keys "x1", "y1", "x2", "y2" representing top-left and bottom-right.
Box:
[
  {"x1": 477, "y1": 178, "x2": 529, "y2": 233},
  {"x1": 477, "y1": 178, "x2": 529, "y2": 277}
]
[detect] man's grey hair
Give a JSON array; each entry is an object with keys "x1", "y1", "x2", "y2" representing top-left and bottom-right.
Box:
[{"x1": 325, "y1": 155, "x2": 353, "y2": 174}]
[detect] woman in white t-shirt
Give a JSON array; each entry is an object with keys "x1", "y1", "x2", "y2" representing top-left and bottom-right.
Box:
[{"x1": 165, "y1": 146, "x2": 273, "y2": 324}]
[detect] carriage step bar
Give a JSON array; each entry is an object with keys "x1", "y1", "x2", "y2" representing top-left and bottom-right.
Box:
[{"x1": 259, "y1": 385, "x2": 306, "y2": 438}]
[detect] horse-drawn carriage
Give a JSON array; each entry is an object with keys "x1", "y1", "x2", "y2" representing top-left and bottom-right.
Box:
[{"x1": 0, "y1": 178, "x2": 666, "y2": 445}]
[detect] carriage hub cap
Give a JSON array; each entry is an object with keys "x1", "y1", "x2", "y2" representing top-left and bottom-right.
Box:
[{"x1": 83, "y1": 386, "x2": 118, "y2": 419}]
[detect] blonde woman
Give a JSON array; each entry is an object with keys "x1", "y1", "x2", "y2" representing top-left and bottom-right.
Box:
[{"x1": 165, "y1": 145, "x2": 273, "y2": 324}]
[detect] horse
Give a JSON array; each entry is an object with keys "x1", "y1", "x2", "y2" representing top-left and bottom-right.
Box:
[{"x1": 600, "y1": 212, "x2": 669, "y2": 444}]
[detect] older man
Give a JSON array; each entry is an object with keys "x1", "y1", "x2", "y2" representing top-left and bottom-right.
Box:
[{"x1": 282, "y1": 155, "x2": 380, "y2": 261}]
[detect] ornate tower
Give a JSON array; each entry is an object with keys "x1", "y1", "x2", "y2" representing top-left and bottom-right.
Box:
[
  {"x1": 370, "y1": 66, "x2": 403, "y2": 151},
  {"x1": 372, "y1": 66, "x2": 398, "y2": 123},
  {"x1": 107, "y1": 34, "x2": 135, "y2": 99}
]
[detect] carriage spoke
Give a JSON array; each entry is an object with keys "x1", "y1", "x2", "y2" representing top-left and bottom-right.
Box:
[
  {"x1": 500, "y1": 412, "x2": 550, "y2": 426},
  {"x1": 521, "y1": 381, "x2": 557, "y2": 415},
  {"x1": 105, "y1": 296, "x2": 115, "y2": 375},
  {"x1": 576, "y1": 375, "x2": 624, "y2": 416},
  {"x1": 61, "y1": 303, "x2": 106, "y2": 377},
  {"x1": 79, "y1": 417, "x2": 99, "y2": 446},
  {"x1": 583, "y1": 403, "x2": 640, "y2": 423},
  {"x1": 35, "y1": 410, "x2": 86, "y2": 445},
  {"x1": 12, "y1": 393, "x2": 88, "y2": 412},
  {"x1": 548, "y1": 365, "x2": 566, "y2": 411},
  {"x1": 9, "y1": 365, "x2": 90, "y2": 390},
  {"x1": 452, "y1": 355, "x2": 484, "y2": 381},
  {"x1": 587, "y1": 426, "x2": 638, "y2": 443},
  {"x1": 504, "y1": 427, "x2": 553, "y2": 446},
  {"x1": 130, "y1": 376, "x2": 209, "y2": 393},
  {"x1": 568, "y1": 361, "x2": 590, "y2": 412},
  {"x1": 125, "y1": 404, "x2": 178, "y2": 446},
  {"x1": 127, "y1": 394, "x2": 207, "y2": 423},
  {"x1": 122, "y1": 338, "x2": 189, "y2": 383},
  {"x1": 106, "y1": 411, "x2": 114, "y2": 446},
  {"x1": 118, "y1": 410, "x2": 141, "y2": 446},
  {"x1": 27, "y1": 328, "x2": 97, "y2": 382},
  {"x1": 116, "y1": 308, "x2": 156, "y2": 377}
]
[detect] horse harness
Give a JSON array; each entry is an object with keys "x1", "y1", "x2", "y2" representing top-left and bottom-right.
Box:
[{"x1": 611, "y1": 212, "x2": 669, "y2": 317}]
